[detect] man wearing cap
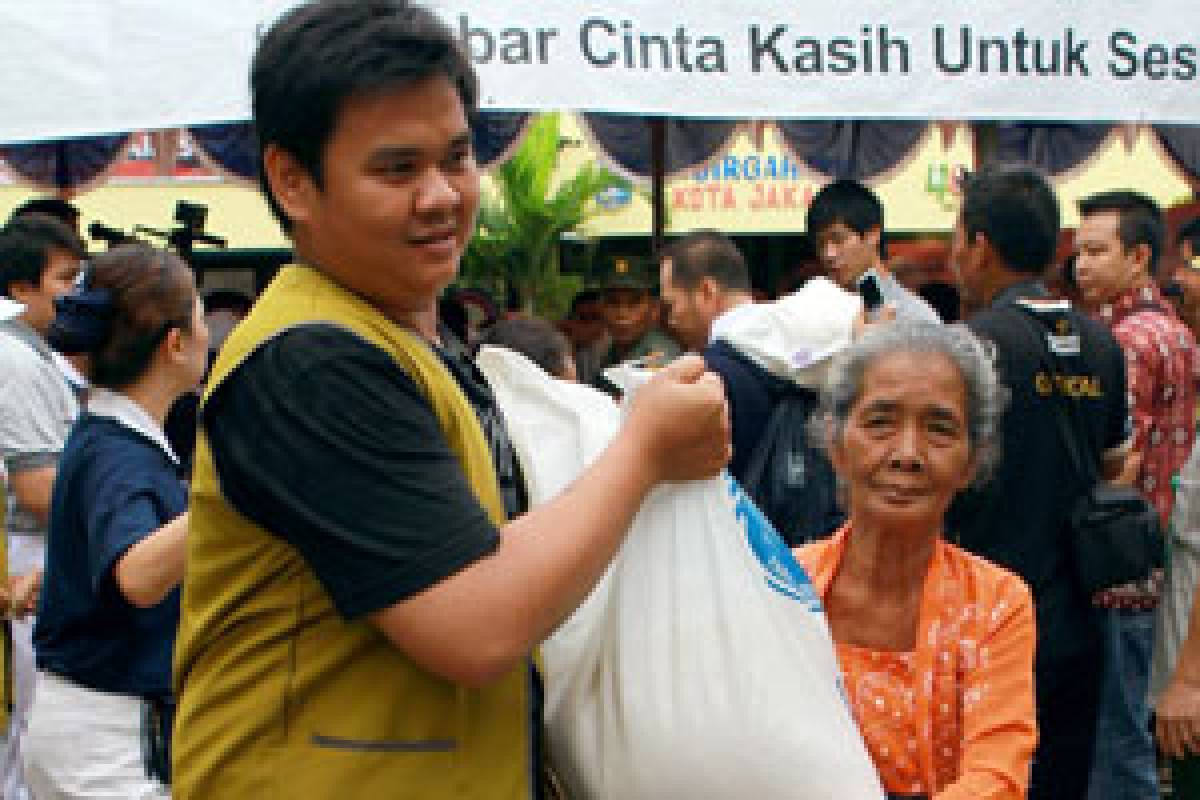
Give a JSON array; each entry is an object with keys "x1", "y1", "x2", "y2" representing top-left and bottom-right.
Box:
[
  {"x1": 0, "y1": 213, "x2": 84, "y2": 799},
  {"x1": 594, "y1": 258, "x2": 680, "y2": 391}
]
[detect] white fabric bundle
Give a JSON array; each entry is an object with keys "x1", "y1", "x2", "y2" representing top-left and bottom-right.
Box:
[
  {"x1": 478, "y1": 347, "x2": 882, "y2": 800},
  {"x1": 714, "y1": 276, "x2": 862, "y2": 386}
]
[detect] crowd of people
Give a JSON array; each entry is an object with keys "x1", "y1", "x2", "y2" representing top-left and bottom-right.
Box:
[{"x1": 1, "y1": 0, "x2": 1200, "y2": 798}]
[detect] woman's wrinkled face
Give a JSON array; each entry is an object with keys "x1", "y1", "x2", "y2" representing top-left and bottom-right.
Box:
[{"x1": 830, "y1": 351, "x2": 975, "y2": 535}]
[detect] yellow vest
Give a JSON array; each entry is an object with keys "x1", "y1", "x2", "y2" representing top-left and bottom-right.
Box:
[{"x1": 172, "y1": 266, "x2": 532, "y2": 799}]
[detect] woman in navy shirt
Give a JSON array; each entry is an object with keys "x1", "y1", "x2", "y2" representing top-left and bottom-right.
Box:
[{"x1": 24, "y1": 244, "x2": 208, "y2": 798}]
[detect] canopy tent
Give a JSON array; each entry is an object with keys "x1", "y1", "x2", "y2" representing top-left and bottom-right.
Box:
[
  {"x1": 1, "y1": 1, "x2": 1197, "y2": 247},
  {"x1": 0, "y1": 120, "x2": 892, "y2": 191},
  {"x1": 3, "y1": 1, "x2": 1198, "y2": 181},
  {"x1": 3, "y1": 0, "x2": 1200, "y2": 145},
  {"x1": 7, "y1": 120, "x2": 1186, "y2": 192}
]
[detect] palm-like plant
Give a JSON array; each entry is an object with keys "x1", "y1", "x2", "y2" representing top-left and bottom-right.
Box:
[{"x1": 461, "y1": 113, "x2": 629, "y2": 314}]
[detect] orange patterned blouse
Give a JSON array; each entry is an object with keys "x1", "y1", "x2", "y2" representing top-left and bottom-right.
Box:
[{"x1": 795, "y1": 526, "x2": 1038, "y2": 799}]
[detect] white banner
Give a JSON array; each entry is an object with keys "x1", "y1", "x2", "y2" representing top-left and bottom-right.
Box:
[{"x1": 1, "y1": 0, "x2": 1198, "y2": 144}]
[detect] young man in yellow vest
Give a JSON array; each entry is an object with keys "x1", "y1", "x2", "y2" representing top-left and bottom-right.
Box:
[{"x1": 170, "y1": 1, "x2": 731, "y2": 797}]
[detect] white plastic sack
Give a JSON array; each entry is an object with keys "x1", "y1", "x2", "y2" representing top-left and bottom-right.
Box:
[
  {"x1": 478, "y1": 347, "x2": 883, "y2": 800},
  {"x1": 715, "y1": 277, "x2": 862, "y2": 387}
]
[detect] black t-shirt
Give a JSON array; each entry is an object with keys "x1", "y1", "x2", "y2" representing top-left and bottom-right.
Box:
[
  {"x1": 203, "y1": 324, "x2": 526, "y2": 621},
  {"x1": 948, "y1": 291, "x2": 1129, "y2": 673}
]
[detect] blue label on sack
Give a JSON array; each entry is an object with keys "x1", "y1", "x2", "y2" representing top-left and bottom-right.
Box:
[{"x1": 727, "y1": 476, "x2": 823, "y2": 612}]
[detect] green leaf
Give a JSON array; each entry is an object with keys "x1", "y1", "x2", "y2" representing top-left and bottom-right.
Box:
[{"x1": 462, "y1": 113, "x2": 629, "y2": 315}]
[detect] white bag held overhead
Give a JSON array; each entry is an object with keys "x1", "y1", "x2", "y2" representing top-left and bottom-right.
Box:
[
  {"x1": 715, "y1": 276, "x2": 862, "y2": 387},
  {"x1": 477, "y1": 347, "x2": 883, "y2": 800}
]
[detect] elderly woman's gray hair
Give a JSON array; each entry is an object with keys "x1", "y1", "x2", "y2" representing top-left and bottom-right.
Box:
[{"x1": 813, "y1": 321, "x2": 1007, "y2": 484}]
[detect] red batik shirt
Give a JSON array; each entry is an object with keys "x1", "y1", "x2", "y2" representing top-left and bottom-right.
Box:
[{"x1": 1099, "y1": 284, "x2": 1199, "y2": 527}]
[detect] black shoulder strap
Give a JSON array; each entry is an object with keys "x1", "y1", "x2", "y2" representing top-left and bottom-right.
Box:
[
  {"x1": 711, "y1": 340, "x2": 816, "y2": 488},
  {"x1": 742, "y1": 394, "x2": 795, "y2": 489}
]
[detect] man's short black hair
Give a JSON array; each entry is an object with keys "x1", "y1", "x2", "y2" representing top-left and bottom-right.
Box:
[
  {"x1": 252, "y1": 0, "x2": 478, "y2": 231},
  {"x1": 961, "y1": 164, "x2": 1060, "y2": 276},
  {"x1": 204, "y1": 289, "x2": 255, "y2": 316},
  {"x1": 568, "y1": 288, "x2": 604, "y2": 319},
  {"x1": 479, "y1": 317, "x2": 573, "y2": 378},
  {"x1": 0, "y1": 213, "x2": 85, "y2": 298},
  {"x1": 11, "y1": 197, "x2": 81, "y2": 228},
  {"x1": 1078, "y1": 190, "x2": 1165, "y2": 276},
  {"x1": 663, "y1": 230, "x2": 750, "y2": 292},
  {"x1": 916, "y1": 281, "x2": 961, "y2": 323},
  {"x1": 1179, "y1": 216, "x2": 1200, "y2": 257},
  {"x1": 806, "y1": 179, "x2": 884, "y2": 247}
]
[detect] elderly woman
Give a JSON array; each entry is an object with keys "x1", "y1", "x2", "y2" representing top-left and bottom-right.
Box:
[{"x1": 794, "y1": 322, "x2": 1036, "y2": 800}]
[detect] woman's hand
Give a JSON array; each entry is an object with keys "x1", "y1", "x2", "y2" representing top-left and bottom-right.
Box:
[
  {"x1": 8, "y1": 569, "x2": 42, "y2": 619},
  {"x1": 1157, "y1": 669, "x2": 1200, "y2": 759}
]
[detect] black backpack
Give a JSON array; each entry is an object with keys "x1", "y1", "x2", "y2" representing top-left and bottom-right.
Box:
[{"x1": 733, "y1": 351, "x2": 845, "y2": 548}]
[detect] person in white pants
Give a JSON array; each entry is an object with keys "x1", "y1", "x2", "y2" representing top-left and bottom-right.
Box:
[
  {"x1": 0, "y1": 220, "x2": 87, "y2": 800},
  {"x1": 21, "y1": 246, "x2": 203, "y2": 798}
]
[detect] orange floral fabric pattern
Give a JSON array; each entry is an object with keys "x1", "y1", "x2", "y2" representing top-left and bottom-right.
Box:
[{"x1": 796, "y1": 527, "x2": 1038, "y2": 799}]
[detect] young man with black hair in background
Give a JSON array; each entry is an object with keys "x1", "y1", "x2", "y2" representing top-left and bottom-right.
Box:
[
  {"x1": 170, "y1": 2, "x2": 730, "y2": 796},
  {"x1": 1075, "y1": 190, "x2": 1196, "y2": 800},
  {"x1": 807, "y1": 178, "x2": 940, "y2": 323},
  {"x1": 9, "y1": 198, "x2": 81, "y2": 237},
  {"x1": 947, "y1": 165, "x2": 1134, "y2": 799}
]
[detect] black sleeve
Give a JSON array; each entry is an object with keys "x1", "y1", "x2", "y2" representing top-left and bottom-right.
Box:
[
  {"x1": 203, "y1": 324, "x2": 500, "y2": 619},
  {"x1": 1101, "y1": 328, "x2": 1133, "y2": 451},
  {"x1": 703, "y1": 341, "x2": 773, "y2": 483}
]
